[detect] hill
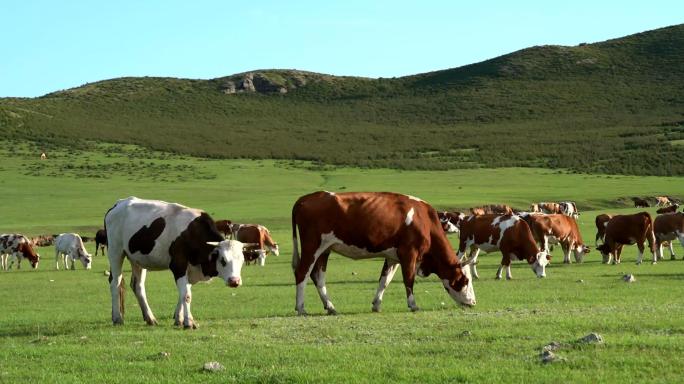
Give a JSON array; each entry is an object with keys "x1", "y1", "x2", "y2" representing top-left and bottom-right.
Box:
[{"x1": 1, "y1": 24, "x2": 684, "y2": 174}]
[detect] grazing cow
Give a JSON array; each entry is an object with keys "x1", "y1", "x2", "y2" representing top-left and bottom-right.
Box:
[
  {"x1": 233, "y1": 224, "x2": 279, "y2": 266},
  {"x1": 521, "y1": 213, "x2": 590, "y2": 263},
  {"x1": 656, "y1": 196, "x2": 672, "y2": 207},
  {"x1": 214, "y1": 219, "x2": 233, "y2": 238},
  {"x1": 632, "y1": 197, "x2": 650, "y2": 208},
  {"x1": 291, "y1": 191, "x2": 475, "y2": 314},
  {"x1": 656, "y1": 204, "x2": 679, "y2": 215},
  {"x1": 596, "y1": 212, "x2": 656, "y2": 265},
  {"x1": 531, "y1": 202, "x2": 563, "y2": 214},
  {"x1": 54, "y1": 233, "x2": 92, "y2": 270},
  {"x1": 0, "y1": 234, "x2": 40, "y2": 270},
  {"x1": 654, "y1": 213, "x2": 684, "y2": 260},
  {"x1": 105, "y1": 197, "x2": 251, "y2": 328},
  {"x1": 470, "y1": 204, "x2": 513, "y2": 216},
  {"x1": 438, "y1": 211, "x2": 466, "y2": 234},
  {"x1": 595, "y1": 214, "x2": 613, "y2": 246},
  {"x1": 95, "y1": 229, "x2": 107, "y2": 256},
  {"x1": 559, "y1": 201, "x2": 580, "y2": 219},
  {"x1": 457, "y1": 214, "x2": 550, "y2": 280},
  {"x1": 30, "y1": 235, "x2": 54, "y2": 247}
]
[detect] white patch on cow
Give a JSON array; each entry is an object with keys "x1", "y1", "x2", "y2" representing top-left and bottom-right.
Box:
[
  {"x1": 323, "y1": 232, "x2": 399, "y2": 262},
  {"x1": 405, "y1": 207, "x2": 415, "y2": 226},
  {"x1": 407, "y1": 195, "x2": 424, "y2": 202},
  {"x1": 533, "y1": 251, "x2": 549, "y2": 277},
  {"x1": 324, "y1": 191, "x2": 336, "y2": 196},
  {"x1": 373, "y1": 262, "x2": 400, "y2": 312}
]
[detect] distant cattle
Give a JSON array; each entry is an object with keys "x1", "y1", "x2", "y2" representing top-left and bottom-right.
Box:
[
  {"x1": 656, "y1": 196, "x2": 672, "y2": 207},
  {"x1": 632, "y1": 197, "x2": 650, "y2": 208},
  {"x1": 437, "y1": 211, "x2": 466, "y2": 234},
  {"x1": 469, "y1": 204, "x2": 513, "y2": 216},
  {"x1": 596, "y1": 212, "x2": 655, "y2": 265},
  {"x1": 530, "y1": 202, "x2": 563, "y2": 215},
  {"x1": 654, "y1": 213, "x2": 684, "y2": 260},
  {"x1": 656, "y1": 204, "x2": 679, "y2": 215},
  {"x1": 232, "y1": 224, "x2": 279, "y2": 266},
  {"x1": 457, "y1": 214, "x2": 549, "y2": 280},
  {"x1": 105, "y1": 197, "x2": 249, "y2": 328},
  {"x1": 214, "y1": 219, "x2": 234, "y2": 238},
  {"x1": 521, "y1": 213, "x2": 589, "y2": 263},
  {"x1": 559, "y1": 201, "x2": 579, "y2": 219},
  {"x1": 30, "y1": 235, "x2": 55, "y2": 247},
  {"x1": 291, "y1": 191, "x2": 475, "y2": 314},
  {"x1": 54, "y1": 233, "x2": 92, "y2": 270},
  {"x1": 0, "y1": 234, "x2": 40, "y2": 270},
  {"x1": 95, "y1": 229, "x2": 107, "y2": 256}
]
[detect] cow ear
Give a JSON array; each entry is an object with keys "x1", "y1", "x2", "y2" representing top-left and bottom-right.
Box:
[{"x1": 206, "y1": 241, "x2": 219, "y2": 246}]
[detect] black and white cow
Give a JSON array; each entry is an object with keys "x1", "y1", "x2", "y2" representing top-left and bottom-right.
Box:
[
  {"x1": 54, "y1": 233, "x2": 92, "y2": 270},
  {"x1": 105, "y1": 197, "x2": 251, "y2": 328}
]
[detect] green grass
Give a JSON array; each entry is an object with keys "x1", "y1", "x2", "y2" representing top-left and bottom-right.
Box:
[
  {"x1": 1, "y1": 143, "x2": 684, "y2": 383},
  {"x1": 2, "y1": 24, "x2": 684, "y2": 175}
]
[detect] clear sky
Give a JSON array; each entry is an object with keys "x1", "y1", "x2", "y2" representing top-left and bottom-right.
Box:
[{"x1": 1, "y1": 1, "x2": 682, "y2": 97}]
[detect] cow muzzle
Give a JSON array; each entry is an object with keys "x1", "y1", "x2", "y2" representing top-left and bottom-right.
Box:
[{"x1": 227, "y1": 276, "x2": 241, "y2": 288}]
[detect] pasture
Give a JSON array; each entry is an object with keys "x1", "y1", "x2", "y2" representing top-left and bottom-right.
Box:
[{"x1": 1, "y1": 143, "x2": 684, "y2": 383}]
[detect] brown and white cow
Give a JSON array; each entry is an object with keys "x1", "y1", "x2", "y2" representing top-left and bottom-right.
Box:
[
  {"x1": 469, "y1": 204, "x2": 513, "y2": 216},
  {"x1": 0, "y1": 234, "x2": 40, "y2": 270},
  {"x1": 530, "y1": 202, "x2": 563, "y2": 215},
  {"x1": 654, "y1": 213, "x2": 684, "y2": 260},
  {"x1": 521, "y1": 213, "x2": 589, "y2": 263},
  {"x1": 559, "y1": 201, "x2": 579, "y2": 219},
  {"x1": 437, "y1": 211, "x2": 466, "y2": 234},
  {"x1": 457, "y1": 214, "x2": 550, "y2": 280},
  {"x1": 95, "y1": 229, "x2": 107, "y2": 256},
  {"x1": 291, "y1": 191, "x2": 475, "y2": 314},
  {"x1": 656, "y1": 204, "x2": 679, "y2": 215},
  {"x1": 656, "y1": 196, "x2": 672, "y2": 207},
  {"x1": 105, "y1": 197, "x2": 252, "y2": 328},
  {"x1": 596, "y1": 212, "x2": 656, "y2": 265},
  {"x1": 232, "y1": 224, "x2": 279, "y2": 266}
]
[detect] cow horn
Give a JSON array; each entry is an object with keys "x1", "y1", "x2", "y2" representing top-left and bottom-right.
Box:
[{"x1": 206, "y1": 241, "x2": 220, "y2": 246}]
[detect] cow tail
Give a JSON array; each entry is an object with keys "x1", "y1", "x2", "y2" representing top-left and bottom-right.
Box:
[
  {"x1": 291, "y1": 203, "x2": 300, "y2": 271},
  {"x1": 119, "y1": 276, "x2": 126, "y2": 317}
]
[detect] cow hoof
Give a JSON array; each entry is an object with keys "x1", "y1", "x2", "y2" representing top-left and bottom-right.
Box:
[
  {"x1": 651, "y1": 262, "x2": 657, "y2": 265},
  {"x1": 495, "y1": 276, "x2": 502, "y2": 280},
  {"x1": 326, "y1": 308, "x2": 338, "y2": 316},
  {"x1": 183, "y1": 322, "x2": 198, "y2": 329},
  {"x1": 410, "y1": 307, "x2": 421, "y2": 312},
  {"x1": 112, "y1": 319, "x2": 124, "y2": 326},
  {"x1": 145, "y1": 318, "x2": 158, "y2": 326},
  {"x1": 296, "y1": 310, "x2": 307, "y2": 316},
  {"x1": 671, "y1": 256, "x2": 677, "y2": 261},
  {"x1": 636, "y1": 262, "x2": 642, "y2": 265},
  {"x1": 372, "y1": 307, "x2": 381, "y2": 313},
  {"x1": 506, "y1": 276, "x2": 513, "y2": 280}
]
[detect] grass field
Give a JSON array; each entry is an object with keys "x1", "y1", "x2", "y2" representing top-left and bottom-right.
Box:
[{"x1": 1, "y1": 143, "x2": 684, "y2": 383}]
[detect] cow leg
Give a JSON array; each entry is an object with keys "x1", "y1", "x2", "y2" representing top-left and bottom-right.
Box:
[
  {"x1": 398, "y1": 253, "x2": 420, "y2": 312},
  {"x1": 175, "y1": 275, "x2": 196, "y2": 329},
  {"x1": 667, "y1": 241, "x2": 676, "y2": 260},
  {"x1": 294, "y1": 236, "x2": 332, "y2": 316},
  {"x1": 505, "y1": 257, "x2": 514, "y2": 280},
  {"x1": 309, "y1": 251, "x2": 337, "y2": 315},
  {"x1": 70, "y1": 254, "x2": 76, "y2": 270},
  {"x1": 636, "y1": 242, "x2": 645, "y2": 265},
  {"x1": 257, "y1": 249, "x2": 266, "y2": 266},
  {"x1": 495, "y1": 265, "x2": 504, "y2": 280},
  {"x1": 562, "y1": 242, "x2": 571, "y2": 264},
  {"x1": 372, "y1": 259, "x2": 400, "y2": 312},
  {"x1": 464, "y1": 247, "x2": 481, "y2": 279},
  {"x1": 108, "y1": 248, "x2": 126, "y2": 325},
  {"x1": 130, "y1": 263, "x2": 157, "y2": 326}
]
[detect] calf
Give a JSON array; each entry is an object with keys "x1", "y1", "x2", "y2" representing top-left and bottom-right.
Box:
[
  {"x1": 95, "y1": 229, "x2": 107, "y2": 256},
  {"x1": 0, "y1": 234, "x2": 40, "y2": 270},
  {"x1": 105, "y1": 197, "x2": 250, "y2": 328},
  {"x1": 654, "y1": 213, "x2": 684, "y2": 260},
  {"x1": 54, "y1": 233, "x2": 92, "y2": 270},
  {"x1": 559, "y1": 201, "x2": 579, "y2": 218},
  {"x1": 292, "y1": 191, "x2": 475, "y2": 314},
  {"x1": 437, "y1": 211, "x2": 466, "y2": 234},
  {"x1": 656, "y1": 204, "x2": 679, "y2": 214},
  {"x1": 522, "y1": 213, "x2": 590, "y2": 263},
  {"x1": 233, "y1": 224, "x2": 279, "y2": 266},
  {"x1": 596, "y1": 212, "x2": 656, "y2": 265},
  {"x1": 457, "y1": 214, "x2": 549, "y2": 280}
]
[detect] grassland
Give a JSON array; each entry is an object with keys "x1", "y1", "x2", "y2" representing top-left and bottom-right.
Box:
[
  {"x1": 2, "y1": 24, "x2": 684, "y2": 175},
  {"x1": 1, "y1": 143, "x2": 684, "y2": 383}
]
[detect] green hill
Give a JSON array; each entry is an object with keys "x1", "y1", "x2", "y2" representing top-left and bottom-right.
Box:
[{"x1": 2, "y1": 24, "x2": 684, "y2": 174}]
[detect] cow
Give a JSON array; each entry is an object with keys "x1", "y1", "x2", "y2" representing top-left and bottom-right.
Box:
[
  {"x1": 437, "y1": 211, "x2": 466, "y2": 234},
  {"x1": 214, "y1": 219, "x2": 233, "y2": 238},
  {"x1": 469, "y1": 204, "x2": 513, "y2": 216},
  {"x1": 632, "y1": 197, "x2": 650, "y2": 208},
  {"x1": 521, "y1": 213, "x2": 589, "y2": 263},
  {"x1": 95, "y1": 229, "x2": 107, "y2": 256},
  {"x1": 656, "y1": 204, "x2": 679, "y2": 215},
  {"x1": 0, "y1": 234, "x2": 40, "y2": 270},
  {"x1": 595, "y1": 214, "x2": 613, "y2": 246},
  {"x1": 656, "y1": 196, "x2": 672, "y2": 207},
  {"x1": 596, "y1": 212, "x2": 656, "y2": 265},
  {"x1": 654, "y1": 213, "x2": 684, "y2": 260},
  {"x1": 531, "y1": 202, "x2": 563, "y2": 214},
  {"x1": 457, "y1": 214, "x2": 550, "y2": 280},
  {"x1": 291, "y1": 191, "x2": 476, "y2": 315},
  {"x1": 54, "y1": 233, "x2": 93, "y2": 270},
  {"x1": 559, "y1": 201, "x2": 580, "y2": 219},
  {"x1": 30, "y1": 235, "x2": 54, "y2": 247},
  {"x1": 233, "y1": 224, "x2": 279, "y2": 266},
  {"x1": 105, "y1": 197, "x2": 252, "y2": 328}
]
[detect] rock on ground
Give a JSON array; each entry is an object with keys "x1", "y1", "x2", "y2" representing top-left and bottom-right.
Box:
[
  {"x1": 580, "y1": 333, "x2": 604, "y2": 344},
  {"x1": 203, "y1": 362, "x2": 224, "y2": 372}
]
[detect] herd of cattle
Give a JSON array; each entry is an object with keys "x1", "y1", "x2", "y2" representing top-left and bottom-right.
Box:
[{"x1": 2, "y1": 193, "x2": 684, "y2": 328}]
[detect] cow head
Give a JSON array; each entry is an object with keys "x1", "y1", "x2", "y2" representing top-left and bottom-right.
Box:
[
  {"x1": 596, "y1": 243, "x2": 612, "y2": 263},
  {"x1": 18, "y1": 243, "x2": 40, "y2": 269},
  {"x1": 438, "y1": 212, "x2": 464, "y2": 234},
  {"x1": 206, "y1": 239, "x2": 250, "y2": 287},
  {"x1": 417, "y1": 255, "x2": 476, "y2": 306},
  {"x1": 77, "y1": 247, "x2": 93, "y2": 270},
  {"x1": 531, "y1": 251, "x2": 550, "y2": 278},
  {"x1": 573, "y1": 245, "x2": 591, "y2": 263},
  {"x1": 267, "y1": 243, "x2": 280, "y2": 257}
]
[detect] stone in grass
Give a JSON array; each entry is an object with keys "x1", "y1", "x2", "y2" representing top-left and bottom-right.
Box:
[
  {"x1": 623, "y1": 274, "x2": 636, "y2": 283},
  {"x1": 203, "y1": 362, "x2": 225, "y2": 372},
  {"x1": 543, "y1": 341, "x2": 561, "y2": 352},
  {"x1": 579, "y1": 333, "x2": 604, "y2": 344},
  {"x1": 540, "y1": 350, "x2": 565, "y2": 364}
]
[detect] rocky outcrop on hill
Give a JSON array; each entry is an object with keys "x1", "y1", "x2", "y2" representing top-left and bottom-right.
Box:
[{"x1": 217, "y1": 70, "x2": 326, "y2": 95}]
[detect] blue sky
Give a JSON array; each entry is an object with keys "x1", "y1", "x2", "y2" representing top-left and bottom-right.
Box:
[{"x1": 1, "y1": 1, "x2": 681, "y2": 97}]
